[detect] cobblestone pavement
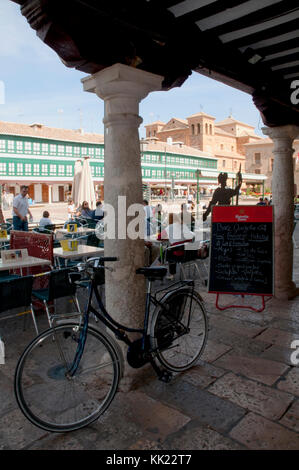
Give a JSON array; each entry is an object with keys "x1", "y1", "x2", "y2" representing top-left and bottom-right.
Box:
[{"x1": 0, "y1": 210, "x2": 298, "y2": 451}]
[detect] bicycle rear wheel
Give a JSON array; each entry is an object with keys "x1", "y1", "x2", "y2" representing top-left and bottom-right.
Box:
[
  {"x1": 15, "y1": 323, "x2": 121, "y2": 432},
  {"x1": 150, "y1": 289, "x2": 208, "y2": 372}
]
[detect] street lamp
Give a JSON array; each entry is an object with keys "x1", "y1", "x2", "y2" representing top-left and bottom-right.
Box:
[
  {"x1": 195, "y1": 169, "x2": 201, "y2": 219},
  {"x1": 171, "y1": 171, "x2": 175, "y2": 201}
]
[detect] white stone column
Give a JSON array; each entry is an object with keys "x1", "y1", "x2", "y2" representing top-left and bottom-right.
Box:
[
  {"x1": 48, "y1": 185, "x2": 52, "y2": 204},
  {"x1": 82, "y1": 64, "x2": 163, "y2": 387},
  {"x1": 262, "y1": 125, "x2": 299, "y2": 300}
]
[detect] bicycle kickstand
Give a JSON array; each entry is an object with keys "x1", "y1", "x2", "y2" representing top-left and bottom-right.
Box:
[{"x1": 149, "y1": 358, "x2": 172, "y2": 383}]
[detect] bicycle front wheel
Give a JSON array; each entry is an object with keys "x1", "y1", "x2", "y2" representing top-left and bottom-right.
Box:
[
  {"x1": 150, "y1": 289, "x2": 208, "y2": 372},
  {"x1": 15, "y1": 323, "x2": 121, "y2": 433}
]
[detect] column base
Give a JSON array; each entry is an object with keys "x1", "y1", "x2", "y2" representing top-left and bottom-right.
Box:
[{"x1": 275, "y1": 281, "x2": 298, "y2": 300}]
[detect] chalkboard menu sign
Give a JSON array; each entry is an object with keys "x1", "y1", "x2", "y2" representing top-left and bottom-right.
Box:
[{"x1": 208, "y1": 205, "x2": 273, "y2": 295}]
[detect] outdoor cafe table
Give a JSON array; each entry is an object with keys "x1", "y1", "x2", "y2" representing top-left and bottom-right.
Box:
[
  {"x1": 0, "y1": 256, "x2": 52, "y2": 275},
  {"x1": 54, "y1": 245, "x2": 104, "y2": 267},
  {"x1": 55, "y1": 227, "x2": 95, "y2": 239}
]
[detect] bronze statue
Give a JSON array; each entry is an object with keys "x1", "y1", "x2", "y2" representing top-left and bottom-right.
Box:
[{"x1": 203, "y1": 170, "x2": 242, "y2": 221}]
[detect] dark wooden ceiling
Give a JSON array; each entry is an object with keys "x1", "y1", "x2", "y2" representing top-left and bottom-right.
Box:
[{"x1": 10, "y1": 0, "x2": 299, "y2": 127}]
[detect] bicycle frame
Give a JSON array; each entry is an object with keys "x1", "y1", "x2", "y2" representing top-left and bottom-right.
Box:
[{"x1": 66, "y1": 271, "x2": 195, "y2": 377}]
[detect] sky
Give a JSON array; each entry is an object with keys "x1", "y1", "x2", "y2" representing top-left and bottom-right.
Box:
[{"x1": 0, "y1": 1, "x2": 265, "y2": 138}]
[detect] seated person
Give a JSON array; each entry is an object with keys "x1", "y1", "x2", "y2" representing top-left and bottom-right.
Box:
[
  {"x1": 39, "y1": 210, "x2": 52, "y2": 228},
  {"x1": 94, "y1": 200, "x2": 104, "y2": 220},
  {"x1": 78, "y1": 201, "x2": 94, "y2": 219}
]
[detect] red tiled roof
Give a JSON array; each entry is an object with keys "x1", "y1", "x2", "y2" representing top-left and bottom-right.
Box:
[{"x1": 0, "y1": 121, "x2": 104, "y2": 144}]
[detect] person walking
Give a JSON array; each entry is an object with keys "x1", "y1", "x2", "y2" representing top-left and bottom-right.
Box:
[
  {"x1": 12, "y1": 185, "x2": 33, "y2": 231},
  {"x1": 67, "y1": 199, "x2": 76, "y2": 220}
]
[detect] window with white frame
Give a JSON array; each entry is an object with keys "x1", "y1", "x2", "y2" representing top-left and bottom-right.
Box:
[
  {"x1": 41, "y1": 143, "x2": 48, "y2": 154},
  {"x1": 42, "y1": 164, "x2": 48, "y2": 175},
  {"x1": 33, "y1": 164, "x2": 39, "y2": 175},
  {"x1": 50, "y1": 144, "x2": 56, "y2": 154},
  {"x1": 58, "y1": 145, "x2": 64, "y2": 155},
  {"x1": 89, "y1": 148, "x2": 94, "y2": 156},
  {"x1": 66, "y1": 165, "x2": 73, "y2": 176},
  {"x1": 24, "y1": 142, "x2": 31, "y2": 153},
  {"x1": 0, "y1": 162, "x2": 6, "y2": 174},
  {"x1": 74, "y1": 146, "x2": 80, "y2": 155},
  {"x1": 81, "y1": 147, "x2": 87, "y2": 155},
  {"x1": 17, "y1": 163, "x2": 23, "y2": 174},
  {"x1": 8, "y1": 162, "x2": 14, "y2": 174},
  {"x1": 66, "y1": 146, "x2": 72, "y2": 155},
  {"x1": 25, "y1": 163, "x2": 31, "y2": 175},
  {"x1": 7, "y1": 140, "x2": 14, "y2": 152},
  {"x1": 58, "y1": 165, "x2": 65, "y2": 175},
  {"x1": 33, "y1": 142, "x2": 40, "y2": 154},
  {"x1": 0, "y1": 140, "x2": 5, "y2": 150},
  {"x1": 95, "y1": 148, "x2": 101, "y2": 157},
  {"x1": 50, "y1": 164, "x2": 56, "y2": 175},
  {"x1": 145, "y1": 169, "x2": 150, "y2": 176},
  {"x1": 16, "y1": 141, "x2": 23, "y2": 152},
  {"x1": 91, "y1": 166, "x2": 95, "y2": 175}
]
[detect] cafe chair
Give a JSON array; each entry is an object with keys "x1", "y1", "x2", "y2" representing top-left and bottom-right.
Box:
[
  {"x1": 86, "y1": 232, "x2": 102, "y2": 247},
  {"x1": 31, "y1": 268, "x2": 82, "y2": 328},
  {"x1": 165, "y1": 240, "x2": 209, "y2": 286},
  {"x1": 0, "y1": 222, "x2": 12, "y2": 234},
  {"x1": 0, "y1": 275, "x2": 39, "y2": 335},
  {"x1": 84, "y1": 218, "x2": 98, "y2": 229},
  {"x1": 63, "y1": 219, "x2": 84, "y2": 230}
]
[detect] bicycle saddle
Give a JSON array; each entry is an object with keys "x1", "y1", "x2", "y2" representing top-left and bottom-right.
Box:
[{"x1": 136, "y1": 266, "x2": 167, "y2": 279}]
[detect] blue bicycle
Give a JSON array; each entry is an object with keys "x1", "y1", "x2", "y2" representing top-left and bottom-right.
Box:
[{"x1": 15, "y1": 257, "x2": 208, "y2": 432}]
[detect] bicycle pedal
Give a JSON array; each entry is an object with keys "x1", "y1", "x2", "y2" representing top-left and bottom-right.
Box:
[{"x1": 159, "y1": 370, "x2": 173, "y2": 383}]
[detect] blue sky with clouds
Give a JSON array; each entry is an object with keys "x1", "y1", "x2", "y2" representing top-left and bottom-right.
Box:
[{"x1": 0, "y1": 1, "x2": 264, "y2": 137}]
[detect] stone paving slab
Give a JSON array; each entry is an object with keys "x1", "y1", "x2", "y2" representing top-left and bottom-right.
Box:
[
  {"x1": 180, "y1": 362, "x2": 227, "y2": 389},
  {"x1": 208, "y1": 314, "x2": 266, "y2": 338},
  {"x1": 259, "y1": 344, "x2": 295, "y2": 367},
  {"x1": 229, "y1": 412, "x2": 299, "y2": 450},
  {"x1": 157, "y1": 419, "x2": 245, "y2": 450},
  {"x1": 141, "y1": 376, "x2": 247, "y2": 434},
  {"x1": 279, "y1": 399, "x2": 299, "y2": 433},
  {"x1": 208, "y1": 327, "x2": 270, "y2": 357},
  {"x1": 254, "y1": 327, "x2": 298, "y2": 348},
  {"x1": 213, "y1": 352, "x2": 290, "y2": 386},
  {"x1": 277, "y1": 368, "x2": 299, "y2": 396},
  {"x1": 207, "y1": 372, "x2": 294, "y2": 420},
  {"x1": 199, "y1": 339, "x2": 232, "y2": 363},
  {"x1": 0, "y1": 408, "x2": 48, "y2": 450}
]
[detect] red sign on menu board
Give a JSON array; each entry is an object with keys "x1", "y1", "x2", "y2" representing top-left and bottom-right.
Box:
[
  {"x1": 209, "y1": 205, "x2": 274, "y2": 296},
  {"x1": 212, "y1": 205, "x2": 273, "y2": 223}
]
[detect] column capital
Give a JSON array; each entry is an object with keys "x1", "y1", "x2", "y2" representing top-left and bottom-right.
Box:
[
  {"x1": 262, "y1": 125, "x2": 299, "y2": 142},
  {"x1": 81, "y1": 63, "x2": 163, "y2": 102}
]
